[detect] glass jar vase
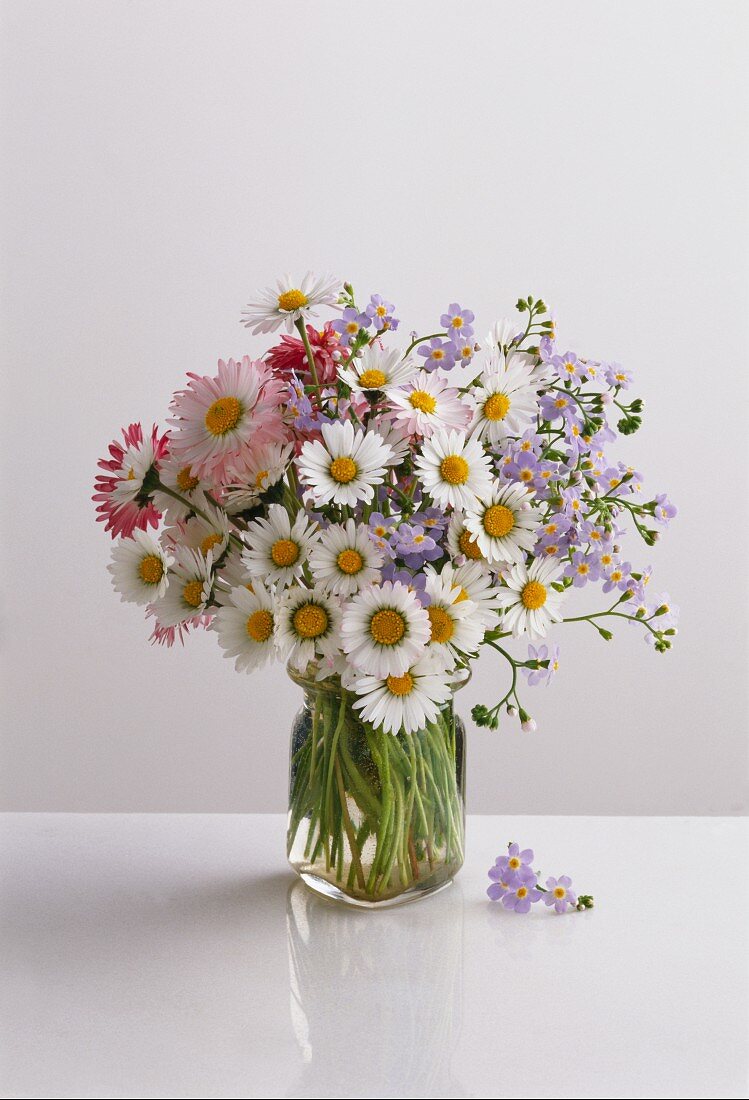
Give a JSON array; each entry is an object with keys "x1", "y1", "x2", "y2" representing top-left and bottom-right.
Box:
[{"x1": 286, "y1": 664, "x2": 467, "y2": 907}]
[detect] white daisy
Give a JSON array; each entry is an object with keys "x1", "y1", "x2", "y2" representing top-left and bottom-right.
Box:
[
  {"x1": 446, "y1": 512, "x2": 486, "y2": 563},
  {"x1": 464, "y1": 482, "x2": 541, "y2": 565},
  {"x1": 309, "y1": 519, "x2": 384, "y2": 597},
  {"x1": 150, "y1": 545, "x2": 214, "y2": 627},
  {"x1": 168, "y1": 501, "x2": 231, "y2": 562},
  {"x1": 222, "y1": 441, "x2": 294, "y2": 514},
  {"x1": 213, "y1": 581, "x2": 277, "y2": 673},
  {"x1": 151, "y1": 453, "x2": 209, "y2": 523},
  {"x1": 465, "y1": 360, "x2": 539, "y2": 444},
  {"x1": 108, "y1": 529, "x2": 172, "y2": 606},
  {"x1": 337, "y1": 345, "x2": 417, "y2": 395},
  {"x1": 110, "y1": 433, "x2": 157, "y2": 507},
  {"x1": 241, "y1": 272, "x2": 341, "y2": 335},
  {"x1": 495, "y1": 557, "x2": 566, "y2": 640},
  {"x1": 484, "y1": 318, "x2": 523, "y2": 354},
  {"x1": 388, "y1": 369, "x2": 470, "y2": 438},
  {"x1": 213, "y1": 547, "x2": 256, "y2": 606},
  {"x1": 297, "y1": 421, "x2": 393, "y2": 508},
  {"x1": 341, "y1": 580, "x2": 431, "y2": 678},
  {"x1": 438, "y1": 559, "x2": 502, "y2": 629},
  {"x1": 423, "y1": 567, "x2": 485, "y2": 667},
  {"x1": 276, "y1": 585, "x2": 342, "y2": 672},
  {"x1": 242, "y1": 502, "x2": 319, "y2": 588},
  {"x1": 414, "y1": 428, "x2": 493, "y2": 511},
  {"x1": 351, "y1": 653, "x2": 452, "y2": 735}
]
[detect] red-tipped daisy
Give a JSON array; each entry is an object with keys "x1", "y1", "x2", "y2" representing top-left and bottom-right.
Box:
[{"x1": 93, "y1": 423, "x2": 168, "y2": 539}]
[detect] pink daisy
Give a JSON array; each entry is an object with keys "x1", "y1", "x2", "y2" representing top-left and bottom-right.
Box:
[
  {"x1": 167, "y1": 357, "x2": 286, "y2": 483},
  {"x1": 265, "y1": 322, "x2": 344, "y2": 385},
  {"x1": 93, "y1": 423, "x2": 168, "y2": 539},
  {"x1": 147, "y1": 607, "x2": 213, "y2": 647}
]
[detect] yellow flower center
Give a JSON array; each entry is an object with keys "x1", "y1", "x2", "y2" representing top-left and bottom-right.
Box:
[
  {"x1": 205, "y1": 396, "x2": 242, "y2": 437},
  {"x1": 254, "y1": 469, "x2": 268, "y2": 488},
  {"x1": 577, "y1": 563, "x2": 589, "y2": 575},
  {"x1": 554, "y1": 397, "x2": 568, "y2": 409},
  {"x1": 451, "y1": 316, "x2": 464, "y2": 329},
  {"x1": 428, "y1": 606, "x2": 454, "y2": 644},
  {"x1": 176, "y1": 466, "x2": 199, "y2": 492},
  {"x1": 554, "y1": 886, "x2": 566, "y2": 899},
  {"x1": 126, "y1": 467, "x2": 136, "y2": 480},
  {"x1": 386, "y1": 672, "x2": 414, "y2": 696},
  {"x1": 453, "y1": 586, "x2": 470, "y2": 603},
  {"x1": 358, "y1": 369, "x2": 387, "y2": 389},
  {"x1": 409, "y1": 390, "x2": 437, "y2": 414},
  {"x1": 200, "y1": 532, "x2": 223, "y2": 556},
  {"x1": 521, "y1": 580, "x2": 547, "y2": 610},
  {"x1": 458, "y1": 529, "x2": 483, "y2": 560},
  {"x1": 271, "y1": 538, "x2": 299, "y2": 567},
  {"x1": 508, "y1": 856, "x2": 521, "y2": 870},
  {"x1": 564, "y1": 361, "x2": 576, "y2": 374},
  {"x1": 182, "y1": 580, "x2": 204, "y2": 608},
  {"x1": 483, "y1": 504, "x2": 515, "y2": 538},
  {"x1": 376, "y1": 305, "x2": 387, "y2": 316},
  {"x1": 517, "y1": 886, "x2": 528, "y2": 899},
  {"x1": 293, "y1": 604, "x2": 329, "y2": 639},
  {"x1": 369, "y1": 608, "x2": 406, "y2": 646},
  {"x1": 484, "y1": 392, "x2": 511, "y2": 421},
  {"x1": 277, "y1": 288, "x2": 308, "y2": 312},
  {"x1": 440, "y1": 454, "x2": 470, "y2": 485},
  {"x1": 329, "y1": 456, "x2": 358, "y2": 484},
  {"x1": 246, "y1": 609, "x2": 273, "y2": 642},
  {"x1": 346, "y1": 321, "x2": 359, "y2": 334},
  {"x1": 432, "y1": 348, "x2": 445, "y2": 360},
  {"x1": 138, "y1": 555, "x2": 164, "y2": 585},
  {"x1": 337, "y1": 548, "x2": 363, "y2": 575}
]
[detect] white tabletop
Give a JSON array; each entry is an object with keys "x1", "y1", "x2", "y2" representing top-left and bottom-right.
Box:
[{"x1": 1, "y1": 813, "x2": 746, "y2": 1099}]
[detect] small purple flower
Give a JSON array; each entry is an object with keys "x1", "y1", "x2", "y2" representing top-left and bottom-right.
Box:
[
  {"x1": 440, "y1": 303, "x2": 475, "y2": 339},
  {"x1": 560, "y1": 485, "x2": 586, "y2": 519},
  {"x1": 381, "y1": 565, "x2": 429, "y2": 604},
  {"x1": 564, "y1": 550, "x2": 600, "y2": 587},
  {"x1": 409, "y1": 507, "x2": 447, "y2": 532},
  {"x1": 331, "y1": 306, "x2": 371, "y2": 346},
  {"x1": 286, "y1": 376, "x2": 317, "y2": 431},
  {"x1": 544, "y1": 875, "x2": 577, "y2": 913},
  {"x1": 653, "y1": 493, "x2": 677, "y2": 525},
  {"x1": 605, "y1": 363, "x2": 633, "y2": 389},
  {"x1": 578, "y1": 520, "x2": 611, "y2": 549},
  {"x1": 367, "y1": 512, "x2": 397, "y2": 559},
  {"x1": 552, "y1": 351, "x2": 584, "y2": 383},
  {"x1": 539, "y1": 391, "x2": 578, "y2": 423},
  {"x1": 449, "y1": 335, "x2": 476, "y2": 365},
  {"x1": 486, "y1": 863, "x2": 516, "y2": 901},
  {"x1": 523, "y1": 643, "x2": 560, "y2": 687},
  {"x1": 601, "y1": 559, "x2": 632, "y2": 593},
  {"x1": 514, "y1": 429, "x2": 546, "y2": 456},
  {"x1": 366, "y1": 294, "x2": 399, "y2": 332},
  {"x1": 496, "y1": 842, "x2": 534, "y2": 876},
  {"x1": 501, "y1": 867, "x2": 542, "y2": 914},
  {"x1": 502, "y1": 451, "x2": 539, "y2": 488},
  {"x1": 417, "y1": 337, "x2": 456, "y2": 372},
  {"x1": 393, "y1": 523, "x2": 442, "y2": 569}
]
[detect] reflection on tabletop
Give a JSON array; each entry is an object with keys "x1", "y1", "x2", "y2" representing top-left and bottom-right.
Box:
[{"x1": 284, "y1": 879, "x2": 470, "y2": 1098}]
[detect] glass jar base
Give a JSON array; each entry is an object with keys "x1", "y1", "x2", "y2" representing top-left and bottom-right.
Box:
[{"x1": 296, "y1": 867, "x2": 457, "y2": 909}]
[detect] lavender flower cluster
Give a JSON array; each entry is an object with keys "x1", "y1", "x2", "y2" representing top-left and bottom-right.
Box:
[{"x1": 487, "y1": 842, "x2": 594, "y2": 914}]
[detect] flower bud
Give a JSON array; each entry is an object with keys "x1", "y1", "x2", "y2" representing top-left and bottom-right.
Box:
[
  {"x1": 521, "y1": 718, "x2": 537, "y2": 733},
  {"x1": 506, "y1": 705, "x2": 518, "y2": 719}
]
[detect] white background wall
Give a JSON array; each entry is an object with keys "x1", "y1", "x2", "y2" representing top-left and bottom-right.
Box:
[{"x1": 1, "y1": 0, "x2": 747, "y2": 814}]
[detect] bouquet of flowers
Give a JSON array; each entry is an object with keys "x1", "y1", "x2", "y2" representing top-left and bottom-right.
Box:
[{"x1": 94, "y1": 273, "x2": 677, "y2": 904}]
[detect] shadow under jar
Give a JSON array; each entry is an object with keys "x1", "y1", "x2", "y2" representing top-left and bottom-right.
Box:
[{"x1": 286, "y1": 663, "x2": 467, "y2": 907}]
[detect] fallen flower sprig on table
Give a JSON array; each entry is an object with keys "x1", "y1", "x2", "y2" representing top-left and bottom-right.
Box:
[{"x1": 487, "y1": 842, "x2": 594, "y2": 913}]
